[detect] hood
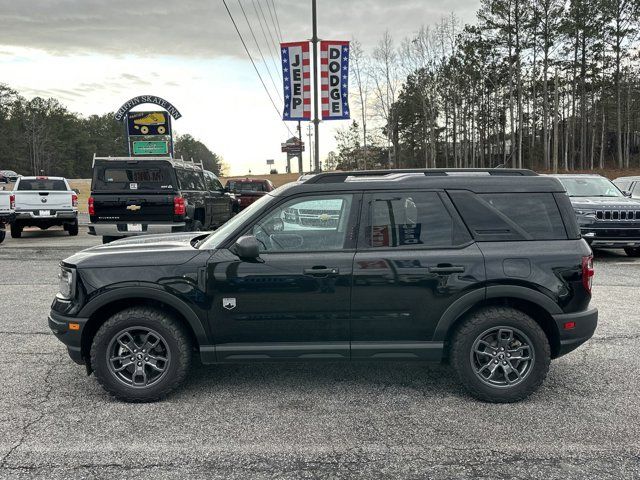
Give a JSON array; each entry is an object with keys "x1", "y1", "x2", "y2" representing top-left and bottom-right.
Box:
[
  {"x1": 63, "y1": 232, "x2": 209, "y2": 269},
  {"x1": 569, "y1": 196, "x2": 640, "y2": 209}
]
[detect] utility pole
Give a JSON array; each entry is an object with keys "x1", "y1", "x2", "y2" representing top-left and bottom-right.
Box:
[
  {"x1": 311, "y1": 0, "x2": 320, "y2": 172},
  {"x1": 307, "y1": 124, "x2": 314, "y2": 173}
]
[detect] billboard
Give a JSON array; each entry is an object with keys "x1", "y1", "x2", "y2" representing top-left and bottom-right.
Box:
[
  {"x1": 127, "y1": 111, "x2": 171, "y2": 137},
  {"x1": 280, "y1": 41, "x2": 311, "y2": 121},
  {"x1": 320, "y1": 41, "x2": 350, "y2": 120}
]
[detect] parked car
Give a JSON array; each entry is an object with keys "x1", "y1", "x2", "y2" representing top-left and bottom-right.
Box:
[
  {"x1": 203, "y1": 169, "x2": 239, "y2": 215},
  {"x1": 613, "y1": 175, "x2": 640, "y2": 199},
  {"x1": 551, "y1": 174, "x2": 640, "y2": 257},
  {"x1": 88, "y1": 157, "x2": 236, "y2": 243},
  {"x1": 0, "y1": 189, "x2": 15, "y2": 243},
  {"x1": 0, "y1": 170, "x2": 20, "y2": 183},
  {"x1": 11, "y1": 176, "x2": 78, "y2": 238},
  {"x1": 225, "y1": 178, "x2": 275, "y2": 210},
  {"x1": 49, "y1": 168, "x2": 597, "y2": 403}
]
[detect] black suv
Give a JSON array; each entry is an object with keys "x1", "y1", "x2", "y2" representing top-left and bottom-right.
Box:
[
  {"x1": 49, "y1": 169, "x2": 597, "y2": 403},
  {"x1": 88, "y1": 157, "x2": 235, "y2": 243},
  {"x1": 551, "y1": 174, "x2": 640, "y2": 257}
]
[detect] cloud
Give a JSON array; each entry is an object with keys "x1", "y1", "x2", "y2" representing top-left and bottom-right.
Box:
[{"x1": 0, "y1": 0, "x2": 480, "y2": 58}]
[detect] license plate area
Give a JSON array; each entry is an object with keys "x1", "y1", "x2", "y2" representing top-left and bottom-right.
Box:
[
  {"x1": 127, "y1": 223, "x2": 142, "y2": 232},
  {"x1": 39, "y1": 210, "x2": 51, "y2": 216}
]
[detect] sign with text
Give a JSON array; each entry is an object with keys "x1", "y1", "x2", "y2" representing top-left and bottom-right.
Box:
[
  {"x1": 280, "y1": 41, "x2": 311, "y2": 121},
  {"x1": 320, "y1": 41, "x2": 350, "y2": 120},
  {"x1": 132, "y1": 141, "x2": 169, "y2": 156},
  {"x1": 115, "y1": 95, "x2": 182, "y2": 121},
  {"x1": 127, "y1": 111, "x2": 171, "y2": 137}
]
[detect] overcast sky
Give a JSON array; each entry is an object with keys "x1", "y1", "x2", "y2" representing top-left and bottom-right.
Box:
[{"x1": 0, "y1": 0, "x2": 479, "y2": 175}]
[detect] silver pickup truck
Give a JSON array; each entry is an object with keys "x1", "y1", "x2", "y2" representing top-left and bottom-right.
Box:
[
  {"x1": 0, "y1": 189, "x2": 15, "y2": 243},
  {"x1": 11, "y1": 176, "x2": 78, "y2": 238}
]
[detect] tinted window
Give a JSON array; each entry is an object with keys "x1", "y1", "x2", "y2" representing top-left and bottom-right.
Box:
[
  {"x1": 177, "y1": 170, "x2": 205, "y2": 190},
  {"x1": 17, "y1": 179, "x2": 67, "y2": 191},
  {"x1": 363, "y1": 192, "x2": 469, "y2": 248},
  {"x1": 229, "y1": 181, "x2": 266, "y2": 192},
  {"x1": 252, "y1": 194, "x2": 354, "y2": 252},
  {"x1": 449, "y1": 191, "x2": 567, "y2": 241},
  {"x1": 94, "y1": 165, "x2": 175, "y2": 191}
]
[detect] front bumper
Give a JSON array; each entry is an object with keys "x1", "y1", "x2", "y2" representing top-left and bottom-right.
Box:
[
  {"x1": 580, "y1": 224, "x2": 640, "y2": 248},
  {"x1": 48, "y1": 310, "x2": 88, "y2": 365},
  {"x1": 553, "y1": 307, "x2": 598, "y2": 357},
  {"x1": 88, "y1": 222, "x2": 186, "y2": 237}
]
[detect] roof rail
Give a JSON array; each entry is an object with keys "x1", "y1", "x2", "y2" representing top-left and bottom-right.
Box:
[
  {"x1": 92, "y1": 154, "x2": 205, "y2": 171},
  {"x1": 303, "y1": 168, "x2": 538, "y2": 184}
]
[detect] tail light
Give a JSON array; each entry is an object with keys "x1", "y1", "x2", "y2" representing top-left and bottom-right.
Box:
[
  {"x1": 174, "y1": 196, "x2": 186, "y2": 215},
  {"x1": 9, "y1": 194, "x2": 15, "y2": 210},
  {"x1": 88, "y1": 197, "x2": 95, "y2": 215},
  {"x1": 582, "y1": 255, "x2": 594, "y2": 293},
  {"x1": 72, "y1": 194, "x2": 78, "y2": 208}
]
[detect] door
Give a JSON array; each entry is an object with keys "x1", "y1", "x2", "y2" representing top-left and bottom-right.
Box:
[
  {"x1": 351, "y1": 191, "x2": 485, "y2": 360},
  {"x1": 207, "y1": 192, "x2": 361, "y2": 361},
  {"x1": 205, "y1": 174, "x2": 231, "y2": 227}
]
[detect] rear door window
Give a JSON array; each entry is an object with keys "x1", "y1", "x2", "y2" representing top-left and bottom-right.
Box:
[
  {"x1": 449, "y1": 191, "x2": 567, "y2": 241},
  {"x1": 94, "y1": 164, "x2": 175, "y2": 191}
]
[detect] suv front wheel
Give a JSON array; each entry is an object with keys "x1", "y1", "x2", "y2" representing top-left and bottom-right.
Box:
[
  {"x1": 90, "y1": 307, "x2": 192, "y2": 402},
  {"x1": 450, "y1": 307, "x2": 550, "y2": 403}
]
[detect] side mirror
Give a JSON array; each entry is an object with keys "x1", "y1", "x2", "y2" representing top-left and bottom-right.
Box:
[
  {"x1": 224, "y1": 185, "x2": 230, "y2": 192},
  {"x1": 234, "y1": 235, "x2": 260, "y2": 259},
  {"x1": 73, "y1": 188, "x2": 80, "y2": 194},
  {"x1": 623, "y1": 190, "x2": 632, "y2": 197}
]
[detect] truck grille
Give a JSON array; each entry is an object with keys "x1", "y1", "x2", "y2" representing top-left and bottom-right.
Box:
[{"x1": 595, "y1": 210, "x2": 640, "y2": 221}]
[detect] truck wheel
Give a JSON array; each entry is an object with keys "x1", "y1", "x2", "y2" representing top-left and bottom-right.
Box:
[
  {"x1": 190, "y1": 220, "x2": 203, "y2": 232},
  {"x1": 90, "y1": 307, "x2": 192, "y2": 402},
  {"x1": 10, "y1": 223, "x2": 22, "y2": 238},
  {"x1": 450, "y1": 307, "x2": 550, "y2": 403},
  {"x1": 68, "y1": 220, "x2": 79, "y2": 236},
  {"x1": 624, "y1": 247, "x2": 640, "y2": 257},
  {"x1": 0, "y1": 229, "x2": 5, "y2": 244}
]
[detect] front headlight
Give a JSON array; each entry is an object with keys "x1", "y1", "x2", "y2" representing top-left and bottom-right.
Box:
[
  {"x1": 575, "y1": 209, "x2": 596, "y2": 216},
  {"x1": 57, "y1": 266, "x2": 75, "y2": 300}
]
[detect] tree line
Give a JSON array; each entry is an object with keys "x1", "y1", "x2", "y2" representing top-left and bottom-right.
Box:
[
  {"x1": 0, "y1": 84, "x2": 223, "y2": 178},
  {"x1": 327, "y1": 0, "x2": 640, "y2": 173}
]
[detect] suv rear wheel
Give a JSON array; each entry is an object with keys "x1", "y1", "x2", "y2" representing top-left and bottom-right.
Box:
[
  {"x1": 90, "y1": 307, "x2": 192, "y2": 402},
  {"x1": 624, "y1": 247, "x2": 640, "y2": 257},
  {"x1": 450, "y1": 307, "x2": 550, "y2": 403}
]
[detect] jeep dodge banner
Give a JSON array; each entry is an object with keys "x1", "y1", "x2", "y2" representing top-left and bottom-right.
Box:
[
  {"x1": 320, "y1": 41, "x2": 350, "y2": 120},
  {"x1": 281, "y1": 42, "x2": 311, "y2": 121}
]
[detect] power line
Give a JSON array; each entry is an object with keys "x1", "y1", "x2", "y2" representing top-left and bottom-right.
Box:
[
  {"x1": 266, "y1": 0, "x2": 283, "y2": 43},
  {"x1": 237, "y1": 0, "x2": 282, "y2": 103},
  {"x1": 222, "y1": 0, "x2": 294, "y2": 137},
  {"x1": 252, "y1": 0, "x2": 282, "y2": 80}
]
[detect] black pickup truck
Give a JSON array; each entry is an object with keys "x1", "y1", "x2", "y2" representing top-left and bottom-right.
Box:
[{"x1": 88, "y1": 157, "x2": 234, "y2": 243}]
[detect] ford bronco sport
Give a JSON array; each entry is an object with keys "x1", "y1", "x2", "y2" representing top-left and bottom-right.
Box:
[{"x1": 49, "y1": 169, "x2": 597, "y2": 403}]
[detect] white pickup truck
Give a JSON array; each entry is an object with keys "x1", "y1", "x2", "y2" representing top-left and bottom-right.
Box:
[
  {"x1": 11, "y1": 176, "x2": 78, "y2": 238},
  {"x1": 0, "y1": 189, "x2": 15, "y2": 243}
]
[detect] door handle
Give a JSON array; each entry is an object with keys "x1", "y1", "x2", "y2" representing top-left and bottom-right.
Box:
[
  {"x1": 429, "y1": 265, "x2": 465, "y2": 273},
  {"x1": 303, "y1": 266, "x2": 340, "y2": 276}
]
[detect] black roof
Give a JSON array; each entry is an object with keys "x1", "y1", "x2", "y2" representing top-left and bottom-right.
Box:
[{"x1": 275, "y1": 169, "x2": 565, "y2": 196}]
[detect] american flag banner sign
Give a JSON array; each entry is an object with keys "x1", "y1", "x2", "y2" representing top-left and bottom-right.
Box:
[
  {"x1": 320, "y1": 41, "x2": 350, "y2": 120},
  {"x1": 280, "y1": 41, "x2": 311, "y2": 121}
]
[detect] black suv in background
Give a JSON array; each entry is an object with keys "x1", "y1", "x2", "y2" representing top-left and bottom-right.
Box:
[
  {"x1": 88, "y1": 157, "x2": 235, "y2": 243},
  {"x1": 551, "y1": 174, "x2": 640, "y2": 257},
  {"x1": 49, "y1": 169, "x2": 597, "y2": 403}
]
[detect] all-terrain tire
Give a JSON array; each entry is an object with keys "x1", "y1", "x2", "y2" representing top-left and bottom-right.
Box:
[
  {"x1": 450, "y1": 306, "x2": 550, "y2": 403},
  {"x1": 10, "y1": 223, "x2": 22, "y2": 238},
  {"x1": 68, "y1": 220, "x2": 79, "y2": 236},
  {"x1": 90, "y1": 307, "x2": 192, "y2": 402}
]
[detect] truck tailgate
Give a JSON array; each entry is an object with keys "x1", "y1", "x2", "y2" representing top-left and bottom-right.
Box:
[
  {"x1": 15, "y1": 191, "x2": 72, "y2": 210},
  {"x1": 92, "y1": 193, "x2": 175, "y2": 222}
]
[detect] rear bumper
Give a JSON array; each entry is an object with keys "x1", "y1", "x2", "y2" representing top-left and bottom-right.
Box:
[
  {"x1": 553, "y1": 307, "x2": 598, "y2": 357},
  {"x1": 15, "y1": 210, "x2": 77, "y2": 221},
  {"x1": 48, "y1": 310, "x2": 88, "y2": 365},
  {"x1": 88, "y1": 222, "x2": 186, "y2": 237}
]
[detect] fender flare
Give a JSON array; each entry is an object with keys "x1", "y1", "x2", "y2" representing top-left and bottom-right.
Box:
[
  {"x1": 431, "y1": 285, "x2": 561, "y2": 342},
  {"x1": 78, "y1": 286, "x2": 209, "y2": 346}
]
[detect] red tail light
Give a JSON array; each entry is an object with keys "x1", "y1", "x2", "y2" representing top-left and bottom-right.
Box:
[
  {"x1": 72, "y1": 194, "x2": 78, "y2": 208},
  {"x1": 9, "y1": 194, "x2": 15, "y2": 210},
  {"x1": 174, "y1": 196, "x2": 186, "y2": 215},
  {"x1": 88, "y1": 197, "x2": 95, "y2": 215},
  {"x1": 582, "y1": 255, "x2": 594, "y2": 293}
]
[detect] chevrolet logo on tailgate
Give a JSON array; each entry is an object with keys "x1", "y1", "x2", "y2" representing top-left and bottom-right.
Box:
[{"x1": 126, "y1": 205, "x2": 141, "y2": 212}]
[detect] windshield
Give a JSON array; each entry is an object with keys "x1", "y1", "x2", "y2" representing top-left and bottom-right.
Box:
[
  {"x1": 199, "y1": 193, "x2": 274, "y2": 249},
  {"x1": 556, "y1": 177, "x2": 623, "y2": 198}
]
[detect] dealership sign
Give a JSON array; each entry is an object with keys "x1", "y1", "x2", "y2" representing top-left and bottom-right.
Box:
[
  {"x1": 320, "y1": 41, "x2": 350, "y2": 120},
  {"x1": 280, "y1": 42, "x2": 311, "y2": 121}
]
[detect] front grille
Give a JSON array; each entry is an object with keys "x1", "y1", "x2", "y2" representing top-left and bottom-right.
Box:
[{"x1": 595, "y1": 210, "x2": 640, "y2": 221}]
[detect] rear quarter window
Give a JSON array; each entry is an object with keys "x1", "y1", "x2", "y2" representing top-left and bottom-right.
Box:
[{"x1": 449, "y1": 191, "x2": 568, "y2": 241}]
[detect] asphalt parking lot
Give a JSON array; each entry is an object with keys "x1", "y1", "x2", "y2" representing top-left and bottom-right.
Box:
[{"x1": 0, "y1": 227, "x2": 639, "y2": 479}]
